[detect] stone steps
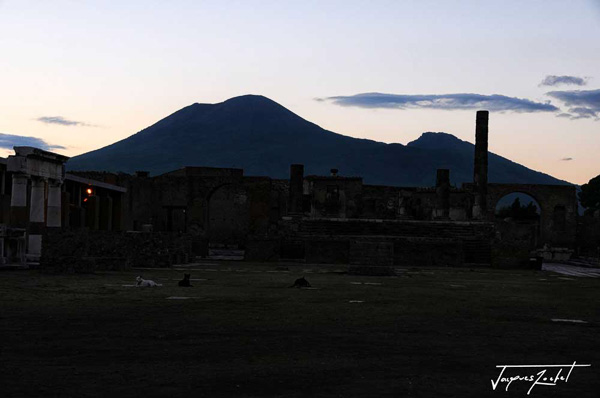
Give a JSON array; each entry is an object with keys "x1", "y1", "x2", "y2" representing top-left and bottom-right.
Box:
[
  {"x1": 295, "y1": 219, "x2": 493, "y2": 265},
  {"x1": 463, "y1": 240, "x2": 492, "y2": 264},
  {"x1": 207, "y1": 248, "x2": 245, "y2": 260},
  {"x1": 298, "y1": 219, "x2": 493, "y2": 239},
  {"x1": 562, "y1": 257, "x2": 600, "y2": 268}
]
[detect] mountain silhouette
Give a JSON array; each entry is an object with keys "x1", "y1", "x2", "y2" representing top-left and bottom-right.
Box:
[{"x1": 67, "y1": 95, "x2": 570, "y2": 187}]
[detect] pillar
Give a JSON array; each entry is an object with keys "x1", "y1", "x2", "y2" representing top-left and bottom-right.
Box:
[
  {"x1": 99, "y1": 196, "x2": 113, "y2": 231},
  {"x1": 112, "y1": 193, "x2": 123, "y2": 231},
  {"x1": 47, "y1": 179, "x2": 62, "y2": 228},
  {"x1": 398, "y1": 195, "x2": 407, "y2": 217},
  {"x1": 473, "y1": 110, "x2": 489, "y2": 219},
  {"x1": 289, "y1": 164, "x2": 304, "y2": 215},
  {"x1": 28, "y1": 177, "x2": 46, "y2": 259},
  {"x1": 435, "y1": 169, "x2": 450, "y2": 219},
  {"x1": 10, "y1": 173, "x2": 29, "y2": 228},
  {"x1": 61, "y1": 191, "x2": 71, "y2": 228},
  {"x1": 85, "y1": 195, "x2": 100, "y2": 230}
]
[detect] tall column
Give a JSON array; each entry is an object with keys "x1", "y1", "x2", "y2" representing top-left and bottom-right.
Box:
[
  {"x1": 435, "y1": 169, "x2": 450, "y2": 219},
  {"x1": 47, "y1": 179, "x2": 62, "y2": 228},
  {"x1": 10, "y1": 173, "x2": 29, "y2": 228},
  {"x1": 28, "y1": 177, "x2": 46, "y2": 259},
  {"x1": 472, "y1": 110, "x2": 489, "y2": 219},
  {"x1": 289, "y1": 164, "x2": 304, "y2": 215}
]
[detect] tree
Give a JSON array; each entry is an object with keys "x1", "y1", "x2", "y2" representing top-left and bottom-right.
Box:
[
  {"x1": 496, "y1": 197, "x2": 539, "y2": 220},
  {"x1": 579, "y1": 174, "x2": 600, "y2": 214}
]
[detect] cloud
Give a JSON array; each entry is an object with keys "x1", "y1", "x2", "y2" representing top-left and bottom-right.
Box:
[
  {"x1": 561, "y1": 157, "x2": 573, "y2": 161},
  {"x1": 318, "y1": 92, "x2": 560, "y2": 113},
  {"x1": 539, "y1": 75, "x2": 588, "y2": 87},
  {"x1": 546, "y1": 89, "x2": 600, "y2": 120},
  {"x1": 567, "y1": 107, "x2": 597, "y2": 119},
  {"x1": 0, "y1": 133, "x2": 66, "y2": 151},
  {"x1": 36, "y1": 116, "x2": 94, "y2": 127}
]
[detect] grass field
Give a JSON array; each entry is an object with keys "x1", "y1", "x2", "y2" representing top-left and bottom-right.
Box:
[{"x1": 0, "y1": 263, "x2": 598, "y2": 397}]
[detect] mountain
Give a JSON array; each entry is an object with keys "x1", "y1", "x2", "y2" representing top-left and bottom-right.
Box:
[{"x1": 67, "y1": 95, "x2": 570, "y2": 187}]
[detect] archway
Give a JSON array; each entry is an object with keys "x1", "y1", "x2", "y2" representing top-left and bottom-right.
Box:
[
  {"x1": 487, "y1": 183, "x2": 577, "y2": 247},
  {"x1": 207, "y1": 183, "x2": 249, "y2": 244},
  {"x1": 494, "y1": 192, "x2": 541, "y2": 249},
  {"x1": 494, "y1": 192, "x2": 541, "y2": 221}
]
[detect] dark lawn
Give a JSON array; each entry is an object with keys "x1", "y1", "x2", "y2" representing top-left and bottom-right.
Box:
[{"x1": 0, "y1": 264, "x2": 598, "y2": 397}]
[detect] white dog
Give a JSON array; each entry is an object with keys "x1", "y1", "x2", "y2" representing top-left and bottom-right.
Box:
[{"x1": 136, "y1": 276, "x2": 158, "y2": 287}]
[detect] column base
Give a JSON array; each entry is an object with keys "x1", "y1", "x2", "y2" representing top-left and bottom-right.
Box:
[{"x1": 27, "y1": 234, "x2": 42, "y2": 263}]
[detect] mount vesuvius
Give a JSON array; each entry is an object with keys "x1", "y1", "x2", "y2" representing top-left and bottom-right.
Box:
[{"x1": 67, "y1": 95, "x2": 570, "y2": 187}]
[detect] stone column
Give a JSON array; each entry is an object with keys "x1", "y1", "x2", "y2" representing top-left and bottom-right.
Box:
[
  {"x1": 99, "y1": 196, "x2": 113, "y2": 231},
  {"x1": 47, "y1": 179, "x2": 62, "y2": 228},
  {"x1": 289, "y1": 164, "x2": 304, "y2": 215},
  {"x1": 112, "y1": 193, "x2": 123, "y2": 231},
  {"x1": 435, "y1": 169, "x2": 450, "y2": 219},
  {"x1": 472, "y1": 110, "x2": 489, "y2": 219},
  {"x1": 85, "y1": 195, "x2": 100, "y2": 230},
  {"x1": 10, "y1": 173, "x2": 29, "y2": 228},
  {"x1": 398, "y1": 195, "x2": 407, "y2": 217},
  {"x1": 28, "y1": 177, "x2": 46, "y2": 259},
  {"x1": 61, "y1": 191, "x2": 71, "y2": 228},
  {"x1": 397, "y1": 190, "x2": 413, "y2": 219}
]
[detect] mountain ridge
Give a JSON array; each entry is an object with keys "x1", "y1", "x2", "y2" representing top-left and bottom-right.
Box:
[{"x1": 67, "y1": 95, "x2": 571, "y2": 187}]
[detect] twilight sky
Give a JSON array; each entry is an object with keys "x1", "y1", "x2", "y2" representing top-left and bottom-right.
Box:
[{"x1": 1, "y1": 0, "x2": 599, "y2": 184}]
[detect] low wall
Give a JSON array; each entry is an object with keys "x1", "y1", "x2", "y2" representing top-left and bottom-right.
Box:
[
  {"x1": 492, "y1": 221, "x2": 537, "y2": 268},
  {"x1": 278, "y1": 218, "x2": 494, "y2": 267},
  {"x1": 41, "y1": 229, "x2": 192, "y2": 272}
]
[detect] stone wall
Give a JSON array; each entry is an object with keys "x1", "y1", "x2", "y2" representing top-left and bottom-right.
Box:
[
  {"x1": 277, "y1": 218, "x2": 494, "y2": 267},
  {"x1": 62, "y1": 167, "x2": 578, "y2": 269},
  {"x1": 121, "y1": 169, "x2": 283, "y2": 248},
  {"x1": 359, "y1": 185, "x2": 471, "y2": 221},
  {"x1": 578, "y1": 214, "x2": 600, "y2": 258},
  {"x1": 350, "y1": 241, "x2": 394, "y2": 266},
  {"x1": 0, "y1": 194, "x2": 10, "y2": 224},
  {"x1": 41, "y1": 229, "x2": 192, "y2": 272},
  {"x1": 360, "y1": 185, "x2": 404, "y2": 219},
  {"x1": 492, "y1": 220, "x2": 538, "y2": 268},
  {"x1": 485, "y1": 183, "x2": 578, "y2": 247},
  {"x1": 307, "y1": 176, "x2": 363, "y2": 218}
]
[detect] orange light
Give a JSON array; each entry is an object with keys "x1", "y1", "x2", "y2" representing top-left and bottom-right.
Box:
[{"x1": 86, "y1": 188, "x2": 93, "y2": 195}]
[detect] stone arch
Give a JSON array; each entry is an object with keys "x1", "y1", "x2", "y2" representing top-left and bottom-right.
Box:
[
  {"x1": 486, "y1": 183, "x2": 577, "y2": 247},
  {"x1": 206, "y1": 183, "x2": 249, "y2": 244},
  {"x1": 489, "y1": 189, "x2": 543, "y2": 216},
  {"x1": 493, "y1": 191, "x2": 542, "y2": 249},
  {"x1": 493, "y1": 191, "x2": 541, "y2": 219},
  {"x1": 490, "y1": 190, "x2": 542, "y2": 252}
]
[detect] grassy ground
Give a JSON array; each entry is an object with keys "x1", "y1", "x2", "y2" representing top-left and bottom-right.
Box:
[{"x1": 0, "y1": 263, "x2": 598, "y2": 397}]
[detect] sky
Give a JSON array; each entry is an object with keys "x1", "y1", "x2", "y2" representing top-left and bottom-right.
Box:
[{"x1": 1, "y1": 0, "x2": 599, "y2": 184}]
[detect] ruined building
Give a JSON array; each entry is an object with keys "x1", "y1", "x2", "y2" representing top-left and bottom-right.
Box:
[
  {"x1": 0, "y1": 147, "x2": 125, "y2": 265},
  {"x1": 0, "y1": 111, "x2": 578, "y2": 268}
]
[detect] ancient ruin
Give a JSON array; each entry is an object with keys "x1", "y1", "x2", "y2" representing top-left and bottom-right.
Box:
[{"x1": 0, "y1": 111, "x2": 581, "y2": 270}]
